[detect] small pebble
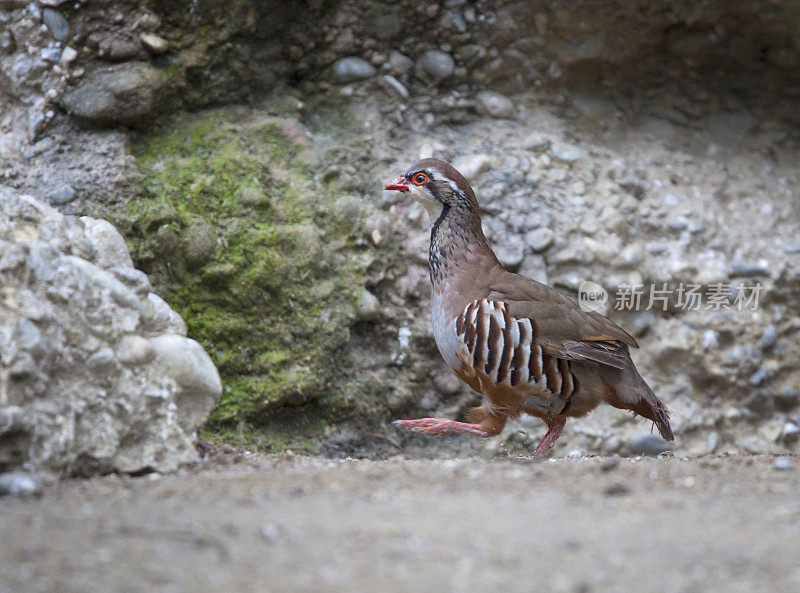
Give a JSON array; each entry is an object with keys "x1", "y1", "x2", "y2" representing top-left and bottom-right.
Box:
[
  {"x1": 551, "y1": 146, "x2": 582, "y2": 163},
  {"x1": 526, "y1": 227, "x2": 554, "y2": 252},
  {"x1": 1, "y1": 29, "x2": 15, "y2": 54},
  {"x1": 332, "y1": 57, "x2": 376, "y2": 83},
  {"x1": 493, "y1": 238, "x2": 525, "y2": 271},
  {"x1": 604, "y1": 482, "x2": 630, "y2": 496},
  {"x1": 773, "y1": 457, "x2": 793, "y2": 471},
  {"x1": 388, "y1": 50, "x2": 413, "y2": 75},
  {"x1": 40, "y1": 47, "x2": 61, "y2": 63},
  {"x1": 419, "y1": 50, "x2": 454, "y2": 79},
  {"x1": 260, "y1": 523, "x2": 282, "y2": 543},
  {"x1": 782, "y1": 423, "x2": 800, "y2": 441},
  {"x1": 629, "y1": 433, "x2": 670, "y2": 456},
  {"x1": 381, "y1": 75, "x2": 409, "y2": 99},
  {"x1": 0, "y1": 472, "x2": 43, "y2": 497},
  {"x1": 476, "y1": 90, "x2": 514, "y2": 119},
  {"x1": 140, "y1": 33, "x2": 169, "y2": 55},
  {"x1": 707, "y1": 431, "x2": 720, "y2": 453},
  {"x1": 748, "y1": 366, "x2": 769, "y2": 386},
  {"x1": 667, "y1": 216, "x2": 689, "y2": 231},
  {"x1": 617, "y1": 178, "x2": 648, "y2": 198},
  {"x1": 760, "y1": 324, "x2": 777, "y2": 349},
  {"x1": 730, "y1": 260, "x2": 770, "y2": 278},
  {"x1": 523, "y1": 133, "x2": 552, "y2": 153},
  {"x1": 61, "y1": 46, "x2": 78, "y2": 63},
  {"x1": 440, "y1": 8, "x2": 467, "y2": 32},
  {"x1": 356, "y1": 289, "x2": 380, "y2": 321},
  {"x1": 46, "y1": 184, "x2": 76, "y2": 205},
  {"x1": 599, "y1": 456, "x2": 620, "y2": 472},
  {"x1": 42, "y1": 7, "x2": 70, "y2": 41}
]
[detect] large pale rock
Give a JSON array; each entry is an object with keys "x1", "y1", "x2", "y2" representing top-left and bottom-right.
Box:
[{"x1": 0, "y1": 190, "x2": 221, "y2": 475}]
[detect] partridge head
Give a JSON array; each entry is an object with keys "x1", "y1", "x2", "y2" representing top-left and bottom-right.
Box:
[{"x1": 384, "y1": 158, "x2": 673, "y2": 457}]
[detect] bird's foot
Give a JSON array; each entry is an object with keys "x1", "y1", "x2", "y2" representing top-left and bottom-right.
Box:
[
  {"x1": 529, "y1": 417, "x2": 567, "y2": 459},
  {"x1": 392, "y1": 418, "x2": 492, "y2": 437}
]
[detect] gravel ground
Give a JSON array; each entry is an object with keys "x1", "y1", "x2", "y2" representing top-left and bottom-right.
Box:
[{"x1": 2, "y1": 453, "x2": 799, "y2": 593}]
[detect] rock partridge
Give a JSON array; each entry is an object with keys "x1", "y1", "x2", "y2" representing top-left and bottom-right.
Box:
[{"x1": 384, "y1": 158, "x2": 673, "y2": 457}]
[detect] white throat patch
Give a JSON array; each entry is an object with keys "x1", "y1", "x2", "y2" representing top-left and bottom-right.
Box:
[{"x1": 408, "y1": 185, "x2": 443, "y2": 221}]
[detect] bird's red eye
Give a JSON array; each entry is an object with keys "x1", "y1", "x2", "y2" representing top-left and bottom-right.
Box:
[{"x1": 412, "y1": 173, "x2": 429, "y2": 186}]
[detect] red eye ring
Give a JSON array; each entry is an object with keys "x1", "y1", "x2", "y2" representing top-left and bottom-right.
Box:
[{"x1": 412, "y1": 173, "x2": 429, "y2": 186}]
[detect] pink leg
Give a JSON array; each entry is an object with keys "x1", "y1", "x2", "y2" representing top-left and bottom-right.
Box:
[
  {"x1": 531, "y1": 417, "x2": 567, "y2": 459},
  {"x1": 393, "y1": 418, "x2": 493, "y2": 437}
]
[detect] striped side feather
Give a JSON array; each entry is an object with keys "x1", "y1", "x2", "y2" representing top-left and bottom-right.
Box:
[{"x1": 454, "y1": 299, "x2": 579, "y2": 401}]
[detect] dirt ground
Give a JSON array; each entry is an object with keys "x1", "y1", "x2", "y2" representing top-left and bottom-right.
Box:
[{"x1": 2, "y1": 453, "x2": 798, "y2": 593}]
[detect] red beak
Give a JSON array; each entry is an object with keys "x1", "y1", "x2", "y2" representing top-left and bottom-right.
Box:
[{"x1": 384, "y1": 176, "x2": 409, "y2": 192}]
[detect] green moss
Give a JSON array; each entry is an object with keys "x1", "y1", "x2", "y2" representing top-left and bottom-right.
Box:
[
  {"x1": 120, "y1": 108, "x2": 368, "y2": 451},
  {"x1": 199, "y1": 417, "x2": 325, "y2": 455}
]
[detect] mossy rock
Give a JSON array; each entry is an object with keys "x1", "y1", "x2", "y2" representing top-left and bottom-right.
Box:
[{"x1": 119, "y1": 108, "x2": 370, "y2": 450}]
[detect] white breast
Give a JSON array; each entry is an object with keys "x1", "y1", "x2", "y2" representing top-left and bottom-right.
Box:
[{"x1": 431, "y1": 289, "x2": 463, "y2": 371}]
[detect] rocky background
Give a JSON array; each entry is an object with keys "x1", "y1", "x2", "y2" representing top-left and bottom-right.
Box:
[{"x1": 2, "y1": 0, "x2": 800, "y2": 478}]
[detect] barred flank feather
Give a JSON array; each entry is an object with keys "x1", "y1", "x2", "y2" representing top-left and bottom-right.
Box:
[{"x1": 455, "y1": 299, "x2": 579, "y2": 399}]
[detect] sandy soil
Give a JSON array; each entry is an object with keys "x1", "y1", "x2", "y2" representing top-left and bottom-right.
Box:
[{"x1": 2, "y1": 453, "x2": 799, "y2": 593}]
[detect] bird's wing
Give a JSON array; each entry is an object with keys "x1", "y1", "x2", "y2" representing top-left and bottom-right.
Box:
[
  {"x1": 535, "y1": 336, "x2": 628, "y2": 369},
  {"x1": 486, "y1": 269, "x2": 637, "y2": 370}
]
